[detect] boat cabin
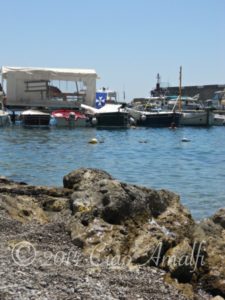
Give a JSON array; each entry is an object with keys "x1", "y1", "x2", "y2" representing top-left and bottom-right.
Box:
[{"x1": 1, "y1": 66, "x2": 98, "y2": 109}]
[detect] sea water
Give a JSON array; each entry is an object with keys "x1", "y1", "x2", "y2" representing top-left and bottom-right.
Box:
[{"x1": 0, "y1": 125, "x2": 225, "y2": 220}]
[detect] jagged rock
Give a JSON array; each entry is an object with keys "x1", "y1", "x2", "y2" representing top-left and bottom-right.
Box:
[
  {"x1": 164, "y1": 273, "x2": 195, "y2": 300},
  {"x1": 211, "y1": 208, "x2": 225, "y2": 229},
  {"x1": 0, "y1": 168, "x2": 224, "y2": 299},
  {"x1": 162, "y1": 238, "x2": 195, "y2": 282},
  {"x1": 63, "y1": 168, "x2": 113, "y2": 190},
  {"x1": 193, "y1": 217, "x2": 225, "y2": 297},
  {"x1": 0, "y1": 194, "x2": 48, "y2": 224}
]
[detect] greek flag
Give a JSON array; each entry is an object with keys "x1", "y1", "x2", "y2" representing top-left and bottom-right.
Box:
[{"x1": 96, "y1": 92, "x2": 107, "y2": 108}]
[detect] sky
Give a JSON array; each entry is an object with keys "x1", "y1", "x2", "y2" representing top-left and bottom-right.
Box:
[{"x1": 0, "y1": 0, "x2": 225, "y2": 101}]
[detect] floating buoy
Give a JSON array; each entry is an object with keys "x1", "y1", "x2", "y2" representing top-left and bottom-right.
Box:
[
  {"x1": 89, "y1": 138, "x2": 98, "y2": 144},
  {"x1": 181, "y1": 138, "x2": 191, "y2": 142},
  {"x1": 129, "y1": 117, "x2": 136, "y2": 125},
  {"x1": 91, "y1": 117, "x2": 98, "y2": 125},
  {"x1": 141, "y1": 114, "x2": 147, "y2": 121},
  {"x1": 139, "y1": 140, "x2": 148, "y2": 143}
]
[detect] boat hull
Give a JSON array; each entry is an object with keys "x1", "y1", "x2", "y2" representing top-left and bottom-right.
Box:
[
  {"x1": 22, "y1": 114, "x2": 50, "y2": 126},
  {"x1": 54, "y1": 116, "x2": 88, "y2": 127},
  {"x1": 128, "y1": 108, "x2": 180, "y2": 127},
  {"x1": 212, "y1": 113, "x2": 225, "y2": 126},
  {"x1": 0, "y1": 113, "x2": 11, "y2": 126},
  {"x1": 137, "y1": 112, "x2": 180, "y2": 127},
  {"x1": 93, "y1": 112, "x2": 130, "y2": 128},
  {"x1": 51, "y1": 109, "x2": 88, "y2": 127},
  {"x1": 180, "y1": 110, "x2": 214, "y2": 126}
]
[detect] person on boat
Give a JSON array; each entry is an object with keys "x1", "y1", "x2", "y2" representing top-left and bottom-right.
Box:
[
  {"x1": 169, "y1": 122, "x2": 177, "y2": 129},
  {"x1": 11, "y1": 111, "x2": 16, "y2": 124}
]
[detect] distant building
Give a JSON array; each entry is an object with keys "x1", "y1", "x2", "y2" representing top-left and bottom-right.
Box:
[
  {"x1": 166, "y1": 84, "x2": 225, "y2": 101},
  {"x1": 132, "y1": 84, "x2": 225, "y2": 104}
]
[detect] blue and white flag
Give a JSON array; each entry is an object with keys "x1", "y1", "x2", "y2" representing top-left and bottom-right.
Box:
[{"x1": 95, "y1": 92, "x2": 107, "y2": 108}]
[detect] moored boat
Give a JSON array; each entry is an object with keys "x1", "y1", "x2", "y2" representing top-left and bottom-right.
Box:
[
  {"x1": 180, "y1": 109, "x2": 214, "y2": 126},
  {"x1": 0, "y1": 109, "x2": 11, "y2": 126},
  {"x1": 171, "y1": 67, "x2": 214, "y2": 127},
  {"x1": 81, "y1": 103, "x2": 130, "y2": 128},
  {"x1": 20, "y1": 109, "x2": 51, "y2": 127},
  {"x1": 127, "y1": 107, "x2": 180, "y2": 127},
  {"x1": 212, "y1": 113, "x2": 225, "y2": 126},
  {"x1": 51, "y1": 109, "x2": 88, "y2": 127}
]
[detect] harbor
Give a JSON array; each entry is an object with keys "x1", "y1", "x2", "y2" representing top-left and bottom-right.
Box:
[
  {"x1": 1, "y1": 66, "x2": 225, "y2": 128},
  {"x1": 1, "y1": 66, "x2": 225, "y2": 221}
]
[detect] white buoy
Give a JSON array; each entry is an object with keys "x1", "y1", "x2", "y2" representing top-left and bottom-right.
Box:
[
  {"x1": 91, "y1": 117, "x2": 98, "y2": 125},
  {"x1": 141, "y1": 114, "x2": 146, "y2": 121},
  {"x1": 89, "y1": 138, "x2": 98, "y2": 144},
  {"x1": 129, "y1": 117, "x2": 136, "y2": 125}
]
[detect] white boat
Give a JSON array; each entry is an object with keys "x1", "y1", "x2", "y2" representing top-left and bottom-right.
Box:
[
  {"x1": 81, "y1": 103, "x2": 129, "y2": 128},
  {"x1": 168, "y1": 97, "x2": 213, "y2": 126},
  {"x1": 212, "y1": 113, "x2": 225, "y2": 126},
  {"x1": 171, "y1": 67, "x2": 214, "y2": 126},
  {"x1": 20, "y1": 109, "x2": 51, "y2": 126},
  {"x1": 180, "y1": 110, "x2": 214, "y2": 126},
  {"x1": 0, "y1": 92, "x2": 11, "y2": 126},
  {"x1": 127, "y1": 107, "x2": 180, "y2": 127},
  {"x1": 167, "y1": 94, "x2": 202, "y2": 111}
]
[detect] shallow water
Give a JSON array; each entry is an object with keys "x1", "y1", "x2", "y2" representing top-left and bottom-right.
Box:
[{"x1": 0, "y1": 125, "x2": 225, "y2": 219}]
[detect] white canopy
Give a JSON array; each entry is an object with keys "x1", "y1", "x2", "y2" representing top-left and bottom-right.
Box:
[
  {"x1": 1, "y1": 66, "x2": 97, "y2": 80},
  {"x1": 1, "y1": 66, "x2": 98, "y2": 107}
]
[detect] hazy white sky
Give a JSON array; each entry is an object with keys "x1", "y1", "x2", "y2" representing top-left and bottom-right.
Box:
[{"x1": 1, "y1": 0, "x2": 225, "y2": 100}]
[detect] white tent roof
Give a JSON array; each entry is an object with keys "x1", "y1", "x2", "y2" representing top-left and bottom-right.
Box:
[{"x1": 1, "y1": 66, "x2": 98, "y2": 80}]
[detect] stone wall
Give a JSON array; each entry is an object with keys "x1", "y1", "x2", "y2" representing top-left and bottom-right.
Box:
[{"x1": 167, "y1": 84, "x2": 225, "y2": 100}]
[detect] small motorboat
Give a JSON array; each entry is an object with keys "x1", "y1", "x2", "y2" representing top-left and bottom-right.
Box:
[
  {"x1": 20, "y1": 109, "x2": 51, "y2": 127},
  {"x1": 81, "y1": 103, "x2": 130, "y2": 128},
  {"x1": 51, "y1": 109, "x2": 88, "y2": 127},
  {"x1": 212, "y1": 113, "x2": 225, "y2": 126}
]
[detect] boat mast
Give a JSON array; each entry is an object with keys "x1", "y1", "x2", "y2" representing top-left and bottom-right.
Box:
[{"x1": 178, "y1": 66, "x2": 182, "y2": 111}]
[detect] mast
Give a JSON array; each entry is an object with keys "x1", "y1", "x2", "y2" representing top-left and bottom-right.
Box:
[
  {"x1": 178, "y1": 66, "x2": 182, "y2": 111},
  {"x1": 156, "y1": 73, "x2": 161, "y2": 93}
]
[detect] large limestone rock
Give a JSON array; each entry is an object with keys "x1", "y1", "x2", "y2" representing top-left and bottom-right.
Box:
[
  {"x1": 64, "y1": 168, "x2": 195, "y2": 269},
  {"x1": 0, "y1": 168, "x2": 224, "y2": 298}
]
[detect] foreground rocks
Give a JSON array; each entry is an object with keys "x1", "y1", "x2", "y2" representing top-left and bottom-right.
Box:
[{"x1": 0, "y1": 169, "x2": 224, "y2": 299}]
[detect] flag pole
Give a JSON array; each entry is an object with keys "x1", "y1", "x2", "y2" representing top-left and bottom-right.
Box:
[{"x1": 178, "y1": 66, "x2": 182, "y2": 112}]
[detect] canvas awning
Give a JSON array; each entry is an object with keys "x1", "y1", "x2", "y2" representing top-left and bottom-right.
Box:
[
  {"x1": 1, "y1": 66, "x2": 98, "y2": 107},
  {"x1": 1, "y1": 66, "x2": 98, "y2": 81}
]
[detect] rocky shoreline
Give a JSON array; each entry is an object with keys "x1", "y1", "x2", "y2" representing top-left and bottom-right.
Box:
[{"x1": 0, "y1": 168, "x2": 224, "y2": 300}]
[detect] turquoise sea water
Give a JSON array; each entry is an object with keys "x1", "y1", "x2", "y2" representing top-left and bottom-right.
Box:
[{"x1": 0, "y1": 125, "x2": 225, "y2": 220}]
